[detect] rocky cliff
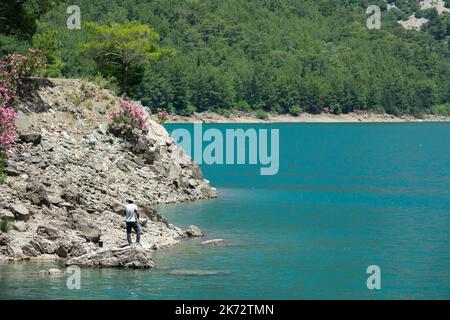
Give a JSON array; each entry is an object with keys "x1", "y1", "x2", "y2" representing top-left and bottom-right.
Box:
[{"x1": 0, "y1": 78, "x2": 216, "y2": 267}]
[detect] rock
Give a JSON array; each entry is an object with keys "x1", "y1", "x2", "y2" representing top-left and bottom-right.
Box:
[
  {"x1": 72, "y1": 221, "x2": 101, "y2": 243},
  {"x1": 21, "y1": 243, "x2": 40, "y2": 257},
  {"x1": 140, "y1": 205, "x2": 169, "y2": 226},
  {"x1": 0, "y1": 79, "x2": 218, "y2": 263},
  {"x1": 111, "y1": 201, "x2": 125, "y2": 215},
  {"x1": 26, "y1": 179, "x2": 51, "y2": 207},
  {"x1": 66, "y1": 245, "x2": 155, "y2": 268},
  {"x1": 58, "y1": 202, "x2": 75, "y2": 211},
  {"x1": 97, "y1": 124, "x2": 108, "y2": 135},
  {"x1": 37, "y1": 225, "x2": 59, "y2": 240},
  {"x1": 48, "y1": 268, "x2": 64, "y2": 276},
  {"x1": 62, "y1": 131, "x2": 75, "y2": 144},
  {"x1": 19, "y1": 133, "x2": 42, "y2": 145},
  {"x1": 0, "y1": 235, "x2": 12, "y2": 246},
  {"x1": 56, "y1": 242, "x2": 71, "y2": 258},
  {"x1": 10, "y1": 203, "x2": 32, "y2": 221},
  {"x1": 13, "y1": 221, "x2": 28, "y2": 232},
  {"x1": 201, "y1": 239, "x2": 225, "y2": 246},
  {"x1": 40, "y1": 141, "x2": 54, "y2": 151},
  {"x1": 48, "y1": 194, "x2": 64, "y2": 205},
  {"x1": 185, "y1": 225, "x2": 204, "y2": 237},
  {"x1": 38, "y1": 238, "x2": 59, "y2": 254},
  {"x1": 61, "y1": 186, "x2": 85, "y2": 206},
  {"x1": 0, "y1": 209, "x2": 15, "y2": 222},
  {"x1": 4, "y1": 165, "x2": 20, "y2": 176}
]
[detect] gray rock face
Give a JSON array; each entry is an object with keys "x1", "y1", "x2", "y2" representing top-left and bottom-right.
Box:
[
  {"x1": 19, "y1": 133, "x2": 42, "y2": 145},
  {"x1": 66, "y1": 245, "x2": 155, "y2": 268},
  {"x1": 10, "y1": 204, "x2": 32, "y2": 221},
  {"x1": 37, "y1": 225, "x2": 59, "y2": 240},
  {"x1": 186, "y1": 225, "x2": 204, "y2": 237},
  {"x1": 0, "y1": 209, "x2": 15, "y2": 222},
  {"x1": 0, "y1": 78, "x2": 217, "y2": 265},
  {"x1": 13, "y1": 221, "x2": 28, "y2": 232},
  {"x1": 26, "y1": 179, "x2": 50, "y2": 207}
]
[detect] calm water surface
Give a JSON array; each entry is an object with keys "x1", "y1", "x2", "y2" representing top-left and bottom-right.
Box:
[{"x1": 1, "y1": 123, "x2": 449, "y2": 299}]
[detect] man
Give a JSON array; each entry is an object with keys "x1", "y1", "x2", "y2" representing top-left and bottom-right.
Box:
[{"x1": 125, "y1": 199, "x2": 141, "y2": 245}]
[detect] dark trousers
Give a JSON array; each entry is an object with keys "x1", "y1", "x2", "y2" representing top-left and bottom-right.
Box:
[{"x1": 126, "y1": 222, "x2": 141, "y2": 244}]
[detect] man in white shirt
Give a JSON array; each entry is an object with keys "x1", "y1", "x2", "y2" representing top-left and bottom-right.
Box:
[{"x1": 125, "y1": 199, "x2": 141, "y2": 245}]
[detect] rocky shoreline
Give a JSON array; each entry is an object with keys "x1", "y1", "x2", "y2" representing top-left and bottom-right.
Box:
[
  {"x1": 0, "y1": 78, "x2": 216, "y2": 268},
  {"x1": 162, "y1": 110, "x2": 450, "y2": 124}
]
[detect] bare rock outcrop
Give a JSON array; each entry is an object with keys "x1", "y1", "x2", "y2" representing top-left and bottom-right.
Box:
[
  {"x1": 0, "y1": 78, "x2": 217, "y2": 265},
  {"x1": 66, "y1": 245, "x2": 156, "y2": 269}
]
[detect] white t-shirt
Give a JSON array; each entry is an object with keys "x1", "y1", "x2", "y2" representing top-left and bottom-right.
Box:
[{"x1": 125, "y1": 204, "x2": 138, "y2": 222}]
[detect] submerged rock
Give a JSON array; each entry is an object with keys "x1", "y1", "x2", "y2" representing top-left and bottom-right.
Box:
[
  {"x1": 201, "y1": 239, "x2": 225, "y2": 246},
  {"x1": 66, "y1": 245, "x2": 155, "y2": 269}
]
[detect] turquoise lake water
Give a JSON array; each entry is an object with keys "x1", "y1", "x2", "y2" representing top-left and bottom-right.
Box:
[{"x1": 1, "y1": 123, "x2": 449, "y2": 299}]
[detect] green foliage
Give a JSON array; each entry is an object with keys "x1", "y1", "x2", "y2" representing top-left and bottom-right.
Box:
[
  {"x1": 289, "y1": 105, "x2": 303, "y2": 116},
  {"x1": 216, "y1": 108, "x2": 233, "y2": 118},
  {"x1": 178, "y1": 104, "x2": 196, "y2": 116},
  {"x1": 32, "y1": 30, "x2": 63, "y2": 77},
  {"x1": 422, "y1": 12, "x2": 450, "y2": 40},
  {"x1": 431, "y1": 103, "x2": 450, "y2": 116},
  {"x1": 235, "y1": 100, "x2": 252, "y2": 113},
  {"x1": 3, "y1": 0, "x2": 450, "y2": 117},
  {"x1": 256, "y1": 110, "x2": 269, "y2": 120},
  {"x1": 0, "y1": 220, "x2": 10, "y2": 233},
  {"x1": 0, "y1": 154, "x2": 6, "y2": 184},
  {"x1": 415, "y1": 8, "x2": 439, "y2": 20},
  {"x1": 84, "y1": 21, "x2": 172, "y2": 95}
]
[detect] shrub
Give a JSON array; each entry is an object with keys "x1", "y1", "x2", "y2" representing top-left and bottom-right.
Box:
[
  {"x1": 177, "y1": 104, "x2": 196, "y2": 116},
  {"x1": 236, "y1": 100, "x2": 252, "y2": 113},
  {"x1": 108, "y1": 100, "x2": 149, "y2": 140},
  {"x1": 0, "y1": 149, "x2": 7, "y2": 184},
  {"x1": 255, "y1": 110, "x2": 269, "y2": 120},
  {"x1": 431, "y1": 103, "x2": 450, "y2": 116},
  {"x1": 0, "y1": 107, "x2": 17, "y2": 159},
  {"x1": 216, "y1": 108, "x2": 233, "y2": 118},
  {"x1": 0, "y1": 220, "x2": 10, "y2": 233},
  {"x1": 289, "y1": 105, "x2": 302, "y2": 116}
]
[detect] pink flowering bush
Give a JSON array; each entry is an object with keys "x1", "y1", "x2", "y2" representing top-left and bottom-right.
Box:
[
  {"x1": 0, "y1": 48, "x2": 46, "y2": 107},
  {"x1": 108, "y1": 100, "x2": 149, "y2": 140},
  {"x1": 0, "y1": 49, "x2": 45, "y2": 176},
  {"x1": 0, "y1": 106, "x2": 17, "y2": 158}
]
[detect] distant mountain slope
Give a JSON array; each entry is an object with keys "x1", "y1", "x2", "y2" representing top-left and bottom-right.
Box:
[{"x1": 4, "y1": 0, "x2": 450, "y2": 117}]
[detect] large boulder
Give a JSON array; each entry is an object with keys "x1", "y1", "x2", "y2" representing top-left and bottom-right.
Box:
[
  {"x1": 26, "y1": 179, "x2": 51, "y2": 207},
  {"x1": 185, "y1": 225, "x2": 204, "y2": 237},
  {"x1": 10, "y1": 203, "x2": 33, "y2": 221},
  {"x1": 66, "y1": 245, "x2": 155, "y2": 268},
  {"x1": 37, "y1": 225, "x2": 59, "y2": 240},
  {"x1": 75, "y1": 222, "x2": 101, "y2": 243}
]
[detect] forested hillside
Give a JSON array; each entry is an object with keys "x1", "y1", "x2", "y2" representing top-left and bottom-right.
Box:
[{"x1": 1, "y1": 0, "x2": 450, "y2": 116}]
